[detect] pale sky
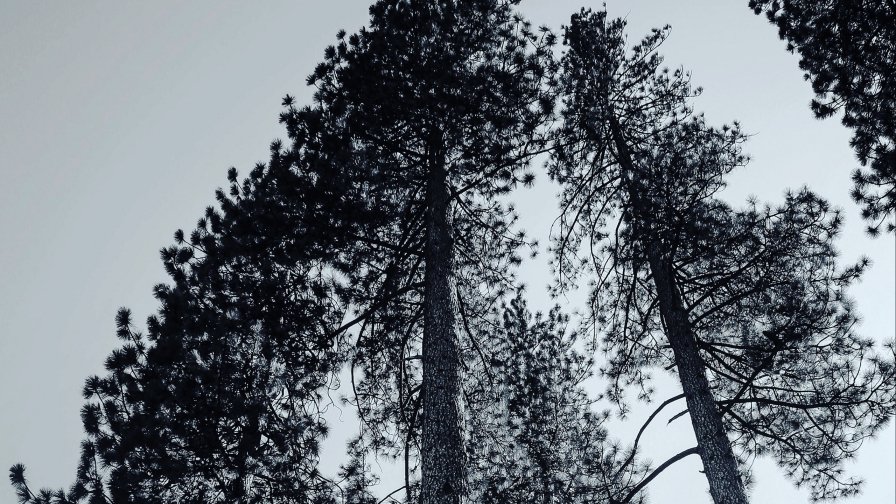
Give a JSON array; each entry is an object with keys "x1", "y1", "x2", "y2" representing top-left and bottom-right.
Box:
[{"x1": 1, "y1": 1, "x2": 893, "y2": 503}]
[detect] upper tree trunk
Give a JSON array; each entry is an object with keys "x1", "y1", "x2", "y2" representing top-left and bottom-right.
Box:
[
  {"x1": 421, "y1": 146, "x2": 465, "y2": 504},
  {"x1": 609, "y1": 118, "x2": 750, "y2": 504}
]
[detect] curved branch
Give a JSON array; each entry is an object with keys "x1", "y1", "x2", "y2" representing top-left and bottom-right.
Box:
[
  {"x1": 617, "y1": 447, "x2": 700, "y2": 504},
  {"x1": 613, "y1": 393, "x2": 685, "y2": 481}
]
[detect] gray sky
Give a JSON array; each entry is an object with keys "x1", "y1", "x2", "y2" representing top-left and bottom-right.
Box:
[{"x1": 1, "y1": 1, "x2": 892, "y2": 503}]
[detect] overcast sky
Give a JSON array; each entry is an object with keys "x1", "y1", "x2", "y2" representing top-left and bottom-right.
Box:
[{"x1": 1, "y1": 1, "x2": 893, "y2": 503}]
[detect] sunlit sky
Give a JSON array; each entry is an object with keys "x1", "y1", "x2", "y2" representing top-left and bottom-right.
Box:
[{"x1": 1, "y1": 1, "x2": 893, "y2": 503}]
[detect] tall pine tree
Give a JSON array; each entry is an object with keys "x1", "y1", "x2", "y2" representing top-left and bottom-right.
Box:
[
  {"x1": 286, "y1": 1, "x2": 556, "y2": 502},
  {"x1": 10, "y1": 143, "x2": 347, "y2": 504},
  {"x1": 550, "y1": 9, "x2": 895, "y2": 503}
]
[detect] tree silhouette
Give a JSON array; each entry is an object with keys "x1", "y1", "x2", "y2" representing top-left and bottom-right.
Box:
[
  {"x1": 10, "y1": 4, "x2": 894, "y2": 504},
  {"x1": 466, "y1": 294, "x2": 651, "y2": 504},
  {"x1": 550, "y1": 8, "x2": 895, "y2": 503},
  {"x1": 749, "y1": 0, "x2": 896, "y2": 234},
  {"x1": 10, "y1": 144, "x2": 347, "y2": 503},
  {"x1": 287, "y1": 1, "x2": 556, "y2": 502}
]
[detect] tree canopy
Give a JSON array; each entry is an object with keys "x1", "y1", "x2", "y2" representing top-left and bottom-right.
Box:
[
  {"x1": 551, "y1": 7, "x2": 895, "y2": 503},
  {"x1": 289, "y1": 2, "x2": 557, "y2": 502},
  {"x1": 8, "y1": 3, "x2": 895, "y2": 504},
  {"x1": 11, "y1": 143, "x2": 346, "y2": 503},
  {"x1": 749, "y1": 0, "x2": 896, "y2": 234}
]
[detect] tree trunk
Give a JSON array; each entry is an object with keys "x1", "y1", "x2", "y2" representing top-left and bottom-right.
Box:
[
  {"x1": 609, "y1": 117, "x2": 749, "y2": 504},
  {"x1": 421, "y1": 149, "x2": 465, "y2": 504},
  {"x1": 646, "y1": 254, "x2": 749, "y2": 504}
]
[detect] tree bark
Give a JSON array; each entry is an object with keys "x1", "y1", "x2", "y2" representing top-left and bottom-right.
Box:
[
  {"x1": 646, "y1": 254, "x2": 749, "y2": 504},
  {"x1": 421, "y1": 147, "x2": 465, "y2": 504},
  {"x1": 609, "y1": 117, "x2": 750, "y2": 504}
]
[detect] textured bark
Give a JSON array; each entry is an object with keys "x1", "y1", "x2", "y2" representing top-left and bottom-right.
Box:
[
  {"x1": 646, "y1": 255, "x2": 749, "y2": 504},
  {"x1": 609, "y1": 118, "x2": 750, "y2": 504},
  {"x1": 421, "y1": 150, "x2": 465, "y2": 504}
]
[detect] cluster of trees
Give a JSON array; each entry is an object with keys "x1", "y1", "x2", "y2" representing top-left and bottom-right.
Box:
[{"x1": 9, "y1": 2, "x2": 894, "y2": 504}]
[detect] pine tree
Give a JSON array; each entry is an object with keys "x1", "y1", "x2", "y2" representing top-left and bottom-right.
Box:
[
  {"x1": 10, "y1": 144, "x2": 347, "y2": 504},
  {"x1": 466, "y1": 294, "x2": 651, "y2": 504},
  {"x1": 285, "y1": 2, "x2": 557, "y2": 502},
  {"x1": 550, "y1": 8, "x2": 895, "y2": 503},
  {"x1": 749, "y1": 0, "x2": 896, "y2": 234}
]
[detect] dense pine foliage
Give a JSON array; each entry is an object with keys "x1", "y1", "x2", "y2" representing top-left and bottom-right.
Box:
[
  {"x1": 10, "y1": 145, "x2": 346, "y2": 503},
  {"x1": 750, "y1": 0, "x2": 896, "y2": 234},
  {"x1": 287, "y1": 2, "x2": 557, "y2": 503}
]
